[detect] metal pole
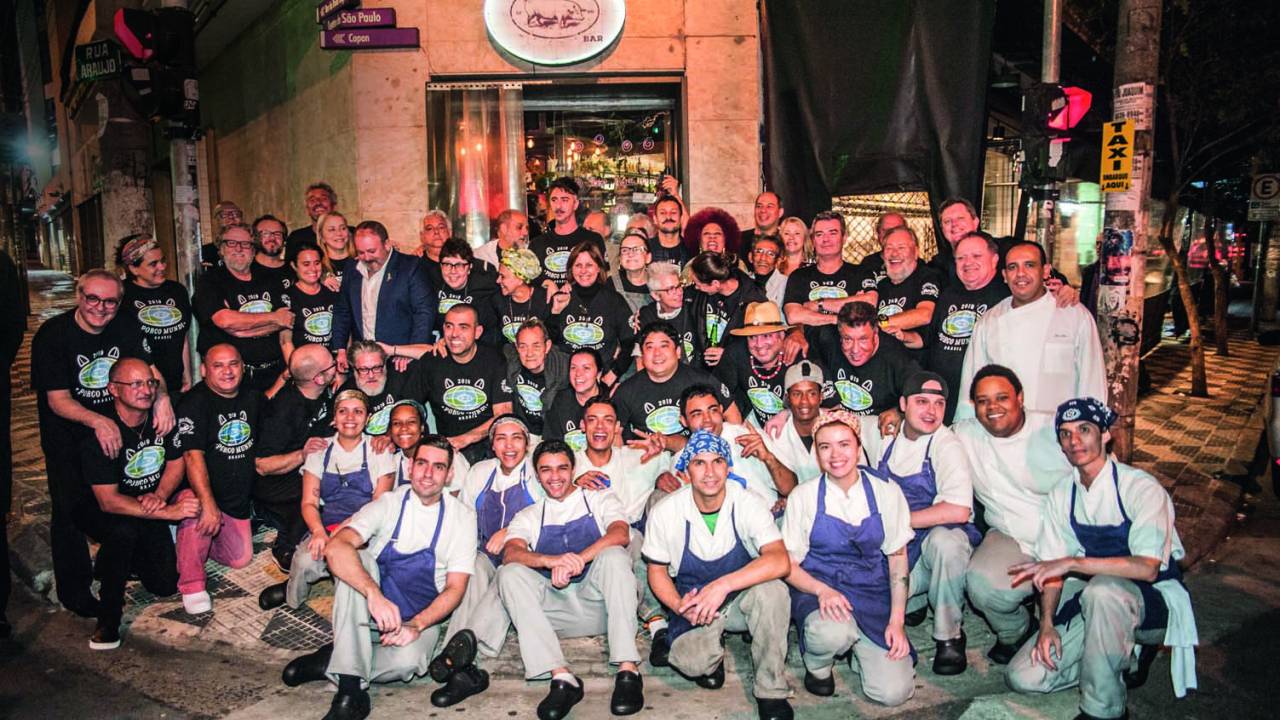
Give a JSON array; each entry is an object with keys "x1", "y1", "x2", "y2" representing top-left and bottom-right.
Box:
[
  {"x1": 1038, "y1": 0, "x2": 1062, "y2": 262},
  {"x1": 162, "y1": 0, "x2": 202, "y2": 369}
]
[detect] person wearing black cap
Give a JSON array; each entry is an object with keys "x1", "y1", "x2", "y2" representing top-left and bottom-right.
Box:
[
  {"x1": 1006, "y1": 397, "x2": 1197, "y2": 720},
  {"x1": 871, "y1": 371, "x2": 980, "y2": 675}
]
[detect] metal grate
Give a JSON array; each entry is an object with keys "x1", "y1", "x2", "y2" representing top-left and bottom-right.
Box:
[{"x1": 831, "y1": 192, "x2": 938, "y2": 264}]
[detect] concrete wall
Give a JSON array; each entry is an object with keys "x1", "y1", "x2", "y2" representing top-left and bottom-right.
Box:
[{"x1": 203, "y1": 0, "x2": 762, "y2": 252}]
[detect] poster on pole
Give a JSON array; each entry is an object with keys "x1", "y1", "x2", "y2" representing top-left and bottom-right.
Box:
[
  {"x1": 1113, "y1": 82, "x2": 1154, "y2": 130},
  {"x1": 1101, "y1": 227, "x2": 1134, "y2": 286},
  {"x1": 1100, "y1": 119, "x2": 1134, "y2": 193}
]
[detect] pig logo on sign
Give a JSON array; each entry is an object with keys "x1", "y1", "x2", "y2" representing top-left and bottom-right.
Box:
[{"x1": 509, "y1": 0, "x2": 600, "y2": 39}]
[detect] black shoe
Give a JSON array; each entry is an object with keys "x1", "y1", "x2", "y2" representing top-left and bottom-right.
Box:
[
  {"x1": 933, "y1": 632, "x2": 967, "y2": 675},
  {"x1": 648, "y1": 628, "x2": 670, "y2": 668},
  {"x1": 611, "y1": 670, "x2": 644, "y2": 715},
  {"x1": 694, "y1": 661, "x2": 725, "y2": 690},
  {"x1": 322, "y1": 689, "x2": 370, "y2": 720},
  {"x1": 536, "y1": 677, "x2": 584, "y2": 720},
  {"x1": 1124, "y1": 644, "x2": 1159, "y2": 688},
  {"x1": 987, "y1": 619, "x2": 1037, "y2": 665},
  {"x1": 89, "y1": 623, "x2": 121, "y2": 651},
  {"x1": 755, "y1": 697, "x2": 794, "y2": 720},
  {"x1": 803, "y1": 670, "x2": 834, "y2": 697},
  {"x1": 282, "y1": 643, "x2": 333, "y2": 686},
  {"x1": 1073, "y1": 710, "x2": 1128, "y2": 720},
  {"x1": 271, "y1": 546, "x2": 293, "y2": 574},
  {"x1": 258, "y1": 582, "x2": 287, "y2": 611},
  {"x1": 430, "y1": 665, "x2": 490, "y2": 708},
  {"x1": 428, "y1": 630, "x2": 478, "y2": 682},
  {"x1": 904, "y1": 606, "x2": 928, "y2": 627}
]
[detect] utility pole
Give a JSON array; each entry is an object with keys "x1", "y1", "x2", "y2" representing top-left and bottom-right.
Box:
[
  {"x1": 1098, "y1": 0, "x2": 1162, "y2": 461},
  {"x1": 1037, "y1": 0, "x2": 1062, "y2": 259}
]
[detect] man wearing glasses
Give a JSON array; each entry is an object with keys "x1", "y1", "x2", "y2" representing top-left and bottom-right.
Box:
[
  {"x1": 80, "y1": 357, "x2": 197, "y2": 650},
  {"x1": 253, "y1": 344, "x2": 339, "y2": 571},
  {"x1": 252, "y1": 214, "x2": 294, "y2": 294},
  {"x1": 340, "y1": 341, "x2": 416, "y2": 437},
  {"x1": 194, "y1": 223, "x2": 296, "y2": 393},
  {"x1": 32, "y1": 269, "x2": 173, "y2": 619}
]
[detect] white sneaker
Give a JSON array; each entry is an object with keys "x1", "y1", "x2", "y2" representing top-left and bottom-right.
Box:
[{"x1": 182, "y1": 591, "x2": 212, "y2": 615}]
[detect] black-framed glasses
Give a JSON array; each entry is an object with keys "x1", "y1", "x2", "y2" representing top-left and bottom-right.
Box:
[
  {"x1": 221, "y1": 240, "x2": 255, "y2": 251},
  {"x1": 82, "y1": 293, "x2": 122, "y2": 309},
  {"x1": 111, "y1": 379, "x2": 160, "y2": 391},
  {"x1": 440, "y1": 260, "x2": 471, "y2": 271},
  {"x1": 256, "y1": 230, "x2": 285, "y2": 240},
  {"x1": 353, "y1": 364, "x2": 386, "y2": 376}
]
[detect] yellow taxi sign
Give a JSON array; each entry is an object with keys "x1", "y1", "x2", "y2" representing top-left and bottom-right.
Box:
[{"x1": 1100, "y1": 119, "x2": 1135, "y2": 192}]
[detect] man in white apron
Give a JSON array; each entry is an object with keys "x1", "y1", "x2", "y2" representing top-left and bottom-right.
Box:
[{"x1": 1006, "y1": 398, "x2": 1197, "y2": 720}]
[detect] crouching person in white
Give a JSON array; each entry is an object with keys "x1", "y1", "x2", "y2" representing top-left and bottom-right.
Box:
[
  {"x1": 496, "y1": 439, "x2": 644, "y2": 719},
  {"x1": 783, "y1": 410, "x2": 916, "y2": 707},
  {"x1": 1006, "y1": 398, "x2": 1197, "y2": 720},
  {"x1": 278, "y1": 436, "x2": 483, "y2": 720},
  {"x1": 643, "y1": 430, "x2": 794, "y2": 720}
]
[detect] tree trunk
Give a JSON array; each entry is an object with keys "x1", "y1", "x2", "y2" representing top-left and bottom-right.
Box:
[
  {"x1": 1158, "y1": 199, "x2": 1209, "y2": 396},
  {"x1": 1202, "y1": 215, "x2": 1231, "y2": 356}
]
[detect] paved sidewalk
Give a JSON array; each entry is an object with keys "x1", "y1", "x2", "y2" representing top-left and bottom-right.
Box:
[{"x1": 5, "y1": 269, "x2": 1270, "y2": 673}]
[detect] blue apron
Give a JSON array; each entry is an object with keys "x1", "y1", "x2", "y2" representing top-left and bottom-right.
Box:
[
  {"x1": 877, "y1": 435, "x2": 982, "y2": 570},
  {"x1": 394, "y1": 454, "x2": 409, "y2": 488},
  {"x1": 319, "y1": 442, "x2": 375, "y2": 528},
  {"x1": 532, "y1": 491, "x2": 603, "y2": 585},
  {"x1": 475, "y1": 465, "x2": 535, "y2": 564},
  {"x1": 789, "y1": 470, "x2": 916, "y2": 660},
  {"x1": 667, "y1": 505, "x2": 754, "y2": 642},
  {"x1": 376, "y1": 492, "x2": 446, "y2": 619},
  {"x1": 1052, "y1": 463, "x2": 1181, "y2": 630}
]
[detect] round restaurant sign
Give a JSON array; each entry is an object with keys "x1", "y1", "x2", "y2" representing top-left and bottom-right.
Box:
[{"x1": 484, "y1": 0, "x2": 626, "y2": 66}]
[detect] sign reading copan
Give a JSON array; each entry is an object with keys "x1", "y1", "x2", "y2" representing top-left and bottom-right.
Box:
[{"x1": 484, "y1": 0, "x2": 626, "y2": 66}]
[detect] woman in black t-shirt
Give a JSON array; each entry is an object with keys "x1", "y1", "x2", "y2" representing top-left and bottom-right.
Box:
[
  {"x1": 117, "y1": 234, "x2": 193, "y2": 393},
  {"x1": 280, "y1": 242, "x2": 338, "y2": 360},
  {"x1": 549, "y1": 242, "x2": 636, "y2": 385},
  {"x1": 316, "y1": 211, "x2": 353, "y2": 290}
]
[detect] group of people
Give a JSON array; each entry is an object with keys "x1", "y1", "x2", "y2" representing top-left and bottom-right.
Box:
[{"x1": 28, "y1": 178, "x2": 1196, "y2": 720}]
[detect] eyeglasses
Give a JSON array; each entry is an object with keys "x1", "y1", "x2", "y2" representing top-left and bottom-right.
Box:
[
  {"x1": 653, "y1": 285, "x2": 682, "y2": 295},
  {"x1": 82, "y1": 293, "x2": 122, "y2": 309},
  {"x1": 752, "y1": 248, "x2": 779, "y2": 258},
  {"x1": 221, "y1": 240, "x2": 255, "y2": 251},
  {"x1": 440, "y1": 260, "x2": 471, "y2": 271},
  {"x1": 619, "y1": 246, "x2": 648, "y2": 256},
  {"x1": 257, "y1": 230, "x2": 285, "y2": 239},
  {"x1": 111, "y1": 379, "x2": 160, "y2": 391},
  {"x1": 353, "y1": 364, "x2": 386, "y2": 376}
]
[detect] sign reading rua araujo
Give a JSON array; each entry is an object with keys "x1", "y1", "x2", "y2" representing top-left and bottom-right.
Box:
[{"x1": 75, "y1": 40, "x2": 122, "y2": 83}]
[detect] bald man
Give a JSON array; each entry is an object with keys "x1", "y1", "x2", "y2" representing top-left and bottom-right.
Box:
[{"x1": 253, "y1": 344, "x2": 339, "y2": 570}]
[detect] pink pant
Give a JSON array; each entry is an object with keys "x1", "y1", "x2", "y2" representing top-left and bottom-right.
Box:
[{"x1": 174, "y1": 490, "x2": 254, "y2": 595}]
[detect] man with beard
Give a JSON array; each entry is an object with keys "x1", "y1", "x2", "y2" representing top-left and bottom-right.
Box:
[
  {"x1": 475, "y1": 209, "x2": 530, "y2": 270},
  {"x1": 874, "y1": 226, "x2": 942, "y2": 334},
  {"x1": 341, "y1": 341, "x2": 416, "y2": 436},
  {"x1": 284, "y1": 182, "x2": 339, "y2": 257},
  {"x1": 194, "y1": 224, "x2": 295, "y2": 392},
  {"x1": 646, "y1": 195, "x2": 689, "y2": 268},
  {"x1": 716, "y1": 302, "x2": 793, "y2": 428},
  {"x1": 253, "y1": 214, "x2": 294, "y2": 293},
  {"x1": 530, "y1": 177, "x2": 606, "y2": 290}
]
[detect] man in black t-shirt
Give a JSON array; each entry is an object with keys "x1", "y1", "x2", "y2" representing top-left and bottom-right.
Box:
[
  {"x1": 31, "y1": 269, "x2": 171, "y2": 618},
  {"x1": 167, "y1": 344, "x2": 262, "y2": 615},
  {"x1": 283, "y1": 182, "x2": 338, "y2": 259},
  {"x1": 687, "y1": 252, "x2": 767, "y2": 371},
  {"x1": 529, "y1": 177, "x2": 607, "y2": 288},
  {"x1": 81, "y1": 358, "x2": 196, "y2": 650},
  {"x1": 252, "y1": 214, "x2": 294, "y2": 294},
  {"x1": 408, "y1": 304, "x2": 513, "y2": 463},
  {"x1": 875, "y1": 226, "x2": 942, "y2": 334},
  {"x1": 612, "y1": 322, "x2": 739, "y2": 444},
  {"x1": 253, "y1": 344, "x2": 338, "y2": 568},
  {"x1": 194, "y1": 224, "x2": 294, "y2": 393},
  {"x1": 782, "y1": 211, "x2": 877, "y2": 328},
  {"x1": 505, "y1": 319, "x2": 569, "y2": 436},
  {"x1": 808, "y1": 301, "x2": 921, "y2": 416},
  {"x1": 646, "y1": 195, "x2": 690, "y2": 267},
  {"x1": 717, "y1": 302, "x2": 792, "y2": 427}
]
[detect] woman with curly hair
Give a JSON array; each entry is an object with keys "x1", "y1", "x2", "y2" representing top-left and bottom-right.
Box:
[{"x1": 683, "y1": 206, "x2": 742, "y2": 259}]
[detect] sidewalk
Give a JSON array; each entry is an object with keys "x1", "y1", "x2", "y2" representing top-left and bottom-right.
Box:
[{"x1": 6, "y1": 270, "x2": 1272, "y2": 667}]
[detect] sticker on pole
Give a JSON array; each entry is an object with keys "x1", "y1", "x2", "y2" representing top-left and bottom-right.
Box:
[{"x1": 1100, "y1": 119, "x2": 1134, "y2": 193}]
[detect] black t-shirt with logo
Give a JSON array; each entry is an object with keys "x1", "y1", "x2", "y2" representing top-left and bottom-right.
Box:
[
  {"x1": 253, "y1": 260, "x2": 294, "y2": 295},
  {"x1": 553, "y1": 285, "x2": 635, "y2": 375},
  {"x1": 811, "y1": 327, "x2": 921, "y2": 415},
  {"x1": 122, "y1": 280, "x2": 191, "y2": 393},
  {"x1": 530, "y1": 227, "x2": 606, "y2": 284},
  {"x1": 714, "y1": 342, "x2": 789, "y2": 426},
  {"x1": 409, "y1": 345, "x2": 513, "y2": 439},
  {"x1": 924, "y1": 278, "x2": 1011, "y2": 422},
  {"x1": 31, "y1": 310, "x2": 151, "y2": 440},
  {"x1": 338, "y1": 366, "x2": 413, "y2": 436},
  {"x1": 512, "y1": 366, "x2": 548, "y2": 435},
  {"x1": 691, "y1": 273, "x2": 767, "y2": 350},
  {"x1": 635, "y1": 301, "x2": 702, "y2": 366},
  {"x1": 281, "y1": 284, "x2": 339, "y2": 347},
  {"x1": 646, "y1": 237, "x2": 690, "y2": 267},
  {"x1": 491, "y1": 291, "x2": 551, "y2": 346},
  {"x1": 543, "y1": 388, "x2": 591, "y2": 452},
  {"x1": 169, "y1": 383, "x2": 261, "y2": 518},
  {"x1": 254, "y1": 382, "x2": 333, "y2": 504},
  {"x1": 80, "y1": 408, "x2": 169, "y2": 497},
  {"x1": 193, "y1": 266, "x2": 285, "y2": 365},
  {"x1": 783, "y1": 262, "x2": 875, "y2": 307},
  {"x1": 612, "y1": 363, "x2": 735, "y2": 440},
  {"x1": 875, "y1": 264, "x2": 943, "y2": 322}
]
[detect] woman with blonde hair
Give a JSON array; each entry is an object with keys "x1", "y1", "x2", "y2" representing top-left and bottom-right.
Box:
[
  {"x1": 314, "y1": 211, "x2": 354, "y2": 289},
  {"x1": 766, "y1": 216, "x2": 813, "y2": 312}
]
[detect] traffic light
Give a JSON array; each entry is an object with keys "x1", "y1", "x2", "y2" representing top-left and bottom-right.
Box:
[
  {"x1": 114, "y1": 7, "x2": 199, "y2": 136},
  {"x1": 1021, "y1": 83, "x2": 1092, "y2": 183}
]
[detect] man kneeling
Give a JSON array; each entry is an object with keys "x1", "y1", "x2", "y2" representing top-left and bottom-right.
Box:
[{"x1": 280, "y1": 436, "x2": 484, "y2": 720}]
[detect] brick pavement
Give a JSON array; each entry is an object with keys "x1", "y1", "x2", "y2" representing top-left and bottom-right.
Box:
[{"x1": 5, "y1": 269, "x2": 1270, "y2": 668}]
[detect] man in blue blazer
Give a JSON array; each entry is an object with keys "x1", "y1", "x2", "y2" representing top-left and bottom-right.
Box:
[{"x1": 330, "y1": 220, "x2": 437, "y2": 372}]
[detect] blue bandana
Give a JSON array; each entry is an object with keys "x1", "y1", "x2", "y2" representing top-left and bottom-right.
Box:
[
  {"x1": 675, "y1": 430, "x2": 747, "y2": 489},
  {"x1": 1055, "y1": 397, "x2": 1117, "y2": 434}
]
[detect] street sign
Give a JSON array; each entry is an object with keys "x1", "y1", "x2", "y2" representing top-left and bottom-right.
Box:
[
  {"x1": 1249, "y1": 172, "x2": 1280, "y2": 221},
  {"x1": 75, "y1": 40, "x2": 122, "y2": 83},
  {"x1": 1100, "y1": 119, "x2": 1135, "y2": 193},
  {"x1": 320, "y1": 27, "x2": 419, "y2": 50},
  {"x1": 316, "y1": 0, "x2": 360, "y2": 24},
  {"x1": 324, "y1": 7, "x2": 395, "y2": 31}
]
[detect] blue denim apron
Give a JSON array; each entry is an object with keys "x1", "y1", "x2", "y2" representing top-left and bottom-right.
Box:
[
  {"x1": 475, "y1": 465, "x2": 535, "y2": 564},
  {"x1": 667, "y1": 505, "x2": 754, "y2": 642},
  {"x1": 376, "y1": 492, "x2": 446, "y2": 619},
  {"x1": 532, "y1": 491, "x2": 603, "y2": 585},
  {"x1": 877, "y1": 435, "x2": 981, "y2": 570},
  {"x1": 319, "y1": 442, "x2": 375, "y2": 528}
]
